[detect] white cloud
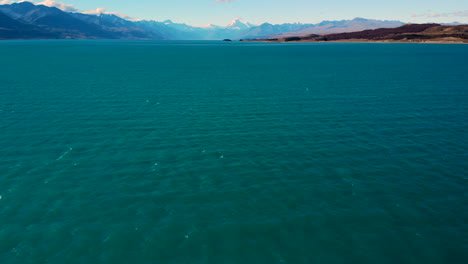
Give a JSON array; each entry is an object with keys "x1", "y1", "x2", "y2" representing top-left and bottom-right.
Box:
[
  {"x1": 40, "y1": 0, "x2": 75, "y2": 11},
  {"x1": 36, "y1": 0, "x2": 78, "y2": 12},
  {"x1": 412, "y1": 10, "x2": 468, "y2": 18},
  {"x1": 82, "y1": 7, "x2": 140, "y2": 21},
  {"x1": 0, "y1": 1, "x2": 77, "y2": 11}
]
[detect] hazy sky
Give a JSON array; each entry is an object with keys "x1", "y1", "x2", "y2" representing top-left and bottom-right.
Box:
[{"x1": 3, "y1": 0, "x2": 468, "y2": 25}]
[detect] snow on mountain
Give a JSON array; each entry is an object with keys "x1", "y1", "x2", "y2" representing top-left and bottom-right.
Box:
[{"x1": 226, "y1": 18, "x2": 254, "y2": 30}]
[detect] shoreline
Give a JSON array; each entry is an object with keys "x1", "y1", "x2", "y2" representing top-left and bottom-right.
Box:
[
  {"x1": 242, "y1": 39, "x2": 468, "y2": 44},
  {"x1": 1, "y1": 38, "x2": 466, "y2": 44},
  {"x1": 241, "y1": 24, "x2": 468, "y2": 45}
]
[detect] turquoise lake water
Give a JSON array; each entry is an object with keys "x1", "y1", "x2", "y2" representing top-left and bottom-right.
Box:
[{"x1": 0, "y1": 40, "x2": 467, "y2": 263}]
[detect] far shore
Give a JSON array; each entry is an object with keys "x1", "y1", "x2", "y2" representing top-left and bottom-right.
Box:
[
  {"x1": 241, "y1": 24, "x2": 468, "y2": 45},
  {"x1": 242, "y1": 39, "x2": 468, "y2": 44}
]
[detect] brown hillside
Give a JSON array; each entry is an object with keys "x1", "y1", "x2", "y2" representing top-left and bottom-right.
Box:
[
  {"x1": 243, "y1": 24, "x2": 468, "y2": 43},
  {"x1": 308, "y1": 24, "x2": 441, "y2": 41}
]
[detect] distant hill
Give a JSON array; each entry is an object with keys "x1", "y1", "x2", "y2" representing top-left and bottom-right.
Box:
[
  {"x1": 287, "y1": 18, "x2": 404, "y2": 35},
  {"x1": 69, "y1": 13, "x2": 161, "y2": 39},
  {"x1": 240, "y1": 18, "x2": 404, "y2": 39},
  {"x1": 135, "y1": 18, "x2": 257, "y2": 40},
  {"x1": 243, "y1": 24, "x2": 468, "y2": 43}
]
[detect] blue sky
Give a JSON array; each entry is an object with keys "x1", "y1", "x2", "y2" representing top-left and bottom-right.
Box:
[{"x1": 2, "y1": 0, "x2": 467, "y2": 25}]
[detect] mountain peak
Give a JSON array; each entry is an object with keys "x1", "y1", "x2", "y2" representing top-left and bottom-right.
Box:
[
  {"x1": 12, "y1": 1, "x2": 35, "y2": 6},
  {"x1": 229, "y1": 17, "x2": 241, "y2": 22},
  {"x1": 199, "y1": 23, "x2": 221, "y2": 29},
  {"x1": 227, "y1": 18, "x2": 253, "y2": 29},
  {"x1": 352, "y1": 17, "x2": 369, "y2": 21}
]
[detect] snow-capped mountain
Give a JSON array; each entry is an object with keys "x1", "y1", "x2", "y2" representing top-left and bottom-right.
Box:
[{"x1": 226, "y1": 18, "x2": 255, "y2": 30}]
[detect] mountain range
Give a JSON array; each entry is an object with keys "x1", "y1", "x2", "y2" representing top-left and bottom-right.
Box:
[{"x1": 0, "y1": 1, "x2": 407, "y2": 40}]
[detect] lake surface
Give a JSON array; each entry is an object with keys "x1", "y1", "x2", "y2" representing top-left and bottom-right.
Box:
[{"x1": 0, "y1": 40, "x2": 467, "y2": 263}]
